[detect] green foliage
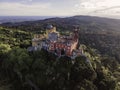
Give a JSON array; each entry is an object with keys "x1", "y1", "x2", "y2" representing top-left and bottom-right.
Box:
[
  {"x1": 0, "y1": 45, "x2": 119, "y2": 90},
  {"x1": 0, "y1": 27, "x2": 32, "y2": 48},
  {"x1": 0, "y1": 43, "x2": 11, "y2": 55}
]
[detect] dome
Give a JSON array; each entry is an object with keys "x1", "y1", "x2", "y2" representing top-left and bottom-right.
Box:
[{"x1": 46, "y1": 25, "x2": 53, "y2": 30}]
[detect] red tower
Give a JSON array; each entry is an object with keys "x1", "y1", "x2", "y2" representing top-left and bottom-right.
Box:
[{"x1": 73, "y1": 27, "x2": 79, "y2": 42}]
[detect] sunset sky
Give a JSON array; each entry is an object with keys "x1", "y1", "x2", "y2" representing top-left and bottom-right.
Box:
[{"x1": 0, "y1": 0, "x2": 120, "y2": 18}]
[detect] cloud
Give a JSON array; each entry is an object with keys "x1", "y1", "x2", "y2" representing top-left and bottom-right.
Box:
[
  {"x1": 91, "y1": 6, "x2": 120, "y2": 13},
  {"x1": 73, "y1": 0, "x2": 120, "y2": 16},
  {"x1": 0, "y1": 2, "x2": 52, "y2": 16},
  {"x1": 0, "y1": 1, "x2": 79, "y2": 16},
  {"x1": 0, "y1": 0, "x2": 120, "y2": 16}
]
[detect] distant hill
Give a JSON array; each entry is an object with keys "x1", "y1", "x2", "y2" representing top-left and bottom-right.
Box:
[
  {"x1": 1, "y1": 15, "x2": 120, "y2": 33},
  {"x1": 0, "y1": 16, "x2": 55, "y2": 24}
]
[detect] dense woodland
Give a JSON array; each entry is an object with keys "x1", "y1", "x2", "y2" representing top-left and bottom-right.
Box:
[{"x1": 0, "y1": 16, "x2": 120, "y2": 90}]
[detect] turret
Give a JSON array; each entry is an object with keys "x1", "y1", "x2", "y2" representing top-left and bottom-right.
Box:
[
  {"x1": 46, "y1": 24, "x2": 57, "y2": 38},
  {"x1": 73, "y1": 27, "x2": 79, "y2": 42}
]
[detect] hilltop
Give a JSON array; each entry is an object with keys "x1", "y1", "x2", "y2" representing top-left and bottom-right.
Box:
[
  {"x1": 1, "y1": 15, "x2": 120, "y2": 62},
  {"x1": 0, "y1": 16, "x2": 120, "y2": 90}
]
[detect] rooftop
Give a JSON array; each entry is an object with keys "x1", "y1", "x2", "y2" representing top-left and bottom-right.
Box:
[{"x1": 46, "y1": 25, "x2": 54, "y2": 30}]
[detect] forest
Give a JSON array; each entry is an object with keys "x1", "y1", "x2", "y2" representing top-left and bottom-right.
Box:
[{"x1": 0, "y1": 16, "x2": 120, "y2": 90}]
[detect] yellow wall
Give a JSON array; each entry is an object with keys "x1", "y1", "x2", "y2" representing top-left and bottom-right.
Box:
[
  {"x1": 32, "y1": 26, "x2": 58, "y2": 47},
  {"x1": 45, "y1": 27, "x2": 57, "y2": 38},
  {"x1": 32, "y1": 41, "x2": 38, "y2": 47}
]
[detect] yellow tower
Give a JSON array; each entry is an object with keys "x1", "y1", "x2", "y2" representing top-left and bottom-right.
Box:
[{"x1": 45, "y1": 25, "x2": 57, "y2": 38}]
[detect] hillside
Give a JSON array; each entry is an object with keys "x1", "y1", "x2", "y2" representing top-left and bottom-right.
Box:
[
  {"x1": 0, "y1": 41, "x2": 120, "y2": 90},
  {"x1": 1, "y1": 15, "x2": 120, "y2": 61},
  {"x1": 0, "y1": 27, "x2": 32, "y2": 48}
]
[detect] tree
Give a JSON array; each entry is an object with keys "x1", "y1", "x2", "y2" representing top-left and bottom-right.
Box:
[
  {"x1": 0, "y1": 43, "x2": 11, "y2": 56},
  {"x1": 70, "y1": 56, "x2": 97, "y2": 90}
]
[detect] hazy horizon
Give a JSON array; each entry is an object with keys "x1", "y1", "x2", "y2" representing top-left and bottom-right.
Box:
[
  {"x1": 0, "y1": 15, "x2": 120, "y2": 24},
  {"x1": 0, "y1": 15, "x2": 120, "y2": 19}
]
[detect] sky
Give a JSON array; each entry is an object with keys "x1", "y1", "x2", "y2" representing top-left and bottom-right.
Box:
[{"x1": 0, "y1": 0, "x2": 120, "y2": 18}]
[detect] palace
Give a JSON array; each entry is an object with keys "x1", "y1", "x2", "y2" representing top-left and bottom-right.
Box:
[{"x1": 28, "y1": 25, "x2": 82, "y2": 58}]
